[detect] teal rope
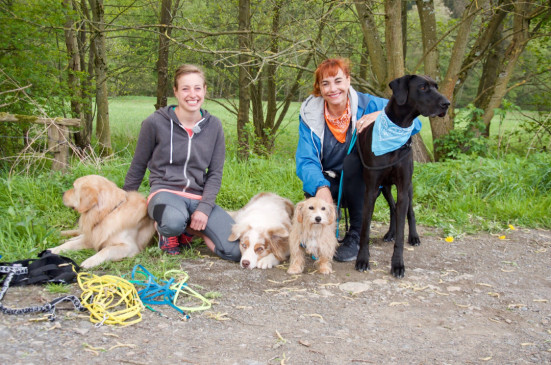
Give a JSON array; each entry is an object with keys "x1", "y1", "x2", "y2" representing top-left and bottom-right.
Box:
[
  {"x1": 130, "y1": 265, "x2": 188, "y2": 318},
  {"x1": 336, "y1": 128, "x2": 358, "y2": 238}
]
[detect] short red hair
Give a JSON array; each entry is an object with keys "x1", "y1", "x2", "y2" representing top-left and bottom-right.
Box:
[{"x1": 312, "y1": 58, "x2": 351, "y2": 97}]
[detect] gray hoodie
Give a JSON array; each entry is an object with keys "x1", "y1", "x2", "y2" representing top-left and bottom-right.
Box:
[{"x1": 123, "y1": 105, "x2": 225, "y2": 216}]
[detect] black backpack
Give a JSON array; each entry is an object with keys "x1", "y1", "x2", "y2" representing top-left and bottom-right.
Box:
[
  {"x1": 0, "y1": 250, "x2": 80, "y2": 286},
  {"x1": 0, "y1": 250, "x2": 85, "y2": 320}
]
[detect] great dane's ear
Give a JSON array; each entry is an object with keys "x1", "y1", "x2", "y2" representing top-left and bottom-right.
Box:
[{"x1": 389, "y1": 75, "x2": 412, "y2": 106}]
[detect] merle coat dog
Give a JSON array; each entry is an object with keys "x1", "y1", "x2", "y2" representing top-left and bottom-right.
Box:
[{"x1": 355, "y1": 75, "x2": 450, "y2": 278}]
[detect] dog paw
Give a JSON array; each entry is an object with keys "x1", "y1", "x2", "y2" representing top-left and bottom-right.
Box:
[
  {"x1": 257, "y1": 254, "x2": 280, "y2": 269},
  {"x1": 383, "y1": 231, "x2": 395, "y2": 242},
  {"x1": 80, "y1": 256, "x2": 103, "y2": 269},
  {"x1": 408, "y1": 236, "x2": 421, "y2": 246},
  {"x1": 318, "y1": 265, "x2": 333, "y2": 275},
  {"x1": 390, "y1": 262, "x2": 405, "y2": 278},
  {"x1": 257, "y1": 258, "x2": 278, "y2": 269},
  {"x1": 48, "y1": 246, "x2": 62, "y2": 254},
  {"x1": 287, "y1": 266, "x2": 303, "y2": 275},
  {"x1": 355, "y1": 259, "x2": 370, "y2": 272}
]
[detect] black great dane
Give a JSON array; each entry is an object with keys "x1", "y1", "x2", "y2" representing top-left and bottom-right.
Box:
[{"x1": 355, "y1": 75, "x2": 450, "y2": 278}]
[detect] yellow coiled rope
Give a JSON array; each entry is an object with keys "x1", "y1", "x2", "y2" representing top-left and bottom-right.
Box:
[{"x1": 77, "y1": 272, "x2": 143, "y2": 326}]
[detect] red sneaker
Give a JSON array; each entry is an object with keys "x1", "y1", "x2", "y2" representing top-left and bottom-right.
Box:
[
  {"x1": 178, "y1": 232, "x2": 194, "y2": 249},
  {"x1": 158, "y1": 234, "x2": 180, "y2": 255}
]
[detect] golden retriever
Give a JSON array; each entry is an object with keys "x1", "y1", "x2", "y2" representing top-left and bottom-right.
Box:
[
  {"x1": 228, "y1": 192, "x2": 293, "y2": 269},
  {"x1": 49, "y1": 175, "x2": 155, "y2": 268},
  {"x1": 287, "y1": 197, "x2": 338, "y2": 275}
]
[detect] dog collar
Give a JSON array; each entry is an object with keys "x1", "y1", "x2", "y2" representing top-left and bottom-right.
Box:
[
  {"x1": 92, "y1": 198, "x2": 127, "y2": 229},
  {"x1": 300, "y1": 242, "x2": 318, "y2": 261}
]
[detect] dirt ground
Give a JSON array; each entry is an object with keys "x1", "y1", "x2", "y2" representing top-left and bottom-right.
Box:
[{"x1": 1, "y1": 224, "x2": 550, "y2": 365}]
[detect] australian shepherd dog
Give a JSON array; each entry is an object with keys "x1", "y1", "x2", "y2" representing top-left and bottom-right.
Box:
[{"x1": 229, "y1": 192, "x2": 294, "y2": 269}]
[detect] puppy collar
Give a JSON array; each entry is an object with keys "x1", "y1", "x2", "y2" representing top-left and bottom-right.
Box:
[{"x1": 300, "y1": 242, "x2": 318, "y2": 261}]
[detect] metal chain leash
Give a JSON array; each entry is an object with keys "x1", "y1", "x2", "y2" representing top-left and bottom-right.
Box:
[{"x1": 0, "y1": 264, "x2": 86, "y2": 321}]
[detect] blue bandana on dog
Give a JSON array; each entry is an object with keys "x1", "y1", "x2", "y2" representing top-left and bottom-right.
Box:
[{"x1": 371, "y1": 110, "x2": 416, "y2": 156}]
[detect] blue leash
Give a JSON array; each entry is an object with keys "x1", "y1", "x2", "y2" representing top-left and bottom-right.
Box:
[
  {"x1": 336, "y1": 129, "x2": 358, "y2": 238},
  {"x1": 130, "y1": 265, "x2": 188, "y2": 318}
]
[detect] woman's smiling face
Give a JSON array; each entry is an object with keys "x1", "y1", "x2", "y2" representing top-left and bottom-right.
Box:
[
  {"x1": 173, "y1": 72, "x2": 206, "y2": 114},
  {"x1": 319, "y1": 68, "x2": 350, "y2": 110}
]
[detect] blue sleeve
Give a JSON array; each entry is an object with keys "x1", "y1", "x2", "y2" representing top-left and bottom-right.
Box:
[
  {"x1": 295, "y1": 118, "x2": 330, "y2": 196},
  {"x1": 412, "y1": 117, "x2": 422, "y2": 135},
  {"x1": 356, "y1": 93, "x2": 388, "y2": 118}
]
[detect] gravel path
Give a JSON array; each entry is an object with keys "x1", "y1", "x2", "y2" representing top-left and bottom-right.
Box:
[{"x1": 1, "y1": 225, "x2": 550, "y2": 364}]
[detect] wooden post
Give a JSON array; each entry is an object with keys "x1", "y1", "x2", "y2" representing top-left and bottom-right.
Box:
[
  {"x1": 0, "y1": 113, "x2": 80, "y2": 171},
  {"x1": 37, "y1": 118, "x2": 80, "y2": 171},
  {"x1": 47, "y1": 122, "x2": 70, "y2": 170}
]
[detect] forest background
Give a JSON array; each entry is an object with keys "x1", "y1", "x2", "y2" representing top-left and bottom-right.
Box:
[{"x1": 0, "y1": 0, "x2": 550, "y2": 265}]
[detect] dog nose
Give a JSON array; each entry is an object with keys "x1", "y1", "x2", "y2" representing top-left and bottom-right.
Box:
[
  {"x1": 441, "y1": 99, "x2": 451, "y2": 109},
  {"x1": 315, "y1": 216, "x2": 322, "y2": 223},
  {"x1": 241, "y1": 260, "x2": 250, "y2": 268}
]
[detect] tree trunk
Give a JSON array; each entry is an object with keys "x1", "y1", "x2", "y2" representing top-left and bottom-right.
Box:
[
  {"x1": 249, "y1": 69, "x2": 264, "y2": 152},
  {"x1": 155, "y1": 0, "x2": 177, "y2": 110},
  {"x1": 89, "y1": 0, "x2": 111, "y2": 156},
  {"x1": 474, "y1": 20, "x2": 506, "y2": 137},
  {"x1": 252, "y1": 0, "x2": 282, "y2": 155},
  {"x1": 401, "y1": 0, "x2": 407, "y2": 65},
  {"x1": 416, "y1": 0, "x2": 440, "y2": 162},
  {"x1": 237, "y1": 0, "x2": 251, "y2": 160},
  {"x1": 433, "y1": 0, "x2": 482, "y2": 161},
  {"x1": 383, "y1": 0, "x2": 430, "y2": 162},
  {"x1": 355, "y1": 1, "x2": 387, "y2": 93},
  {"x1": 63, "y1": 0, "x2": 83, "y2": 136},
  {"x1": 455, "y1": 0, "x2": 511, "y2": 101},
  {"x1": 74, "y1": 0, "x2": 93, "y2": 148},
  {"x1": 384, "y1": 0, "x2": 404, "y2": 86},
  {"x1": 479, "y1": 2, "x2": 532, "y2": 133},
  {"x1": 416, "y1": 0, "x2": 439, "y2": 79}
]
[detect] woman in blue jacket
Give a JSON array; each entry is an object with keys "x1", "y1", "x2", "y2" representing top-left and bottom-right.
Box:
[{"x1": 296, "y1": 58, "x2": 420, "y2": 262}]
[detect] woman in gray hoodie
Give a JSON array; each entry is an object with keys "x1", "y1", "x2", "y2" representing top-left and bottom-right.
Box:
[{"x1": 123, "y1": 64, "x2": 240, "y2": 261}]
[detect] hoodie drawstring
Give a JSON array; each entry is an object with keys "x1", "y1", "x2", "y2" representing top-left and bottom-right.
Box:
[{"x1": 170, "y1": 119, "x2": 174, "y2": 164}]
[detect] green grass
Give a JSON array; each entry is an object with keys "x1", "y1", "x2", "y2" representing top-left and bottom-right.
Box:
[
  {"x1": 1, "y1": 96, "x2": 549, "y2": 275},
  {"x1": 45, "y1": 283, "x2": 72, "y2": 294}
]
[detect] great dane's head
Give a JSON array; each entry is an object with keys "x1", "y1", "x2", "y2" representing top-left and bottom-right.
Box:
[{"x1": 389, "y1": 75, "x2": 450, "y2": 118}]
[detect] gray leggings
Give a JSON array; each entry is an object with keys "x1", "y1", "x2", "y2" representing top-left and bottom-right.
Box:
[{"x1": 147, "y1": 191, "x2": 240, "y2": 262}]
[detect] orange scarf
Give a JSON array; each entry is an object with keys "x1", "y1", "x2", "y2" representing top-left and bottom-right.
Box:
[{"x1": 324, "y1": 99, "x2": 351, "y2": 143}]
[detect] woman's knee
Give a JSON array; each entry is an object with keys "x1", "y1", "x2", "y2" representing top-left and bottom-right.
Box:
[
  {"x1": 153, "y1": 205, "x2": 188, "y2": 237},
  {"x1": 205, "y1": 205, "x2": 240, "y2": 262}
]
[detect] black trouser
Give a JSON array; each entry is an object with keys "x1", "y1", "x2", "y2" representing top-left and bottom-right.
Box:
[{"x1": 306, "y1": 150, "x2": 365, "y2": 235}]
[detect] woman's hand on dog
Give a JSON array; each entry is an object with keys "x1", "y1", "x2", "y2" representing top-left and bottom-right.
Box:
[
  {"x1": 315, "y1": 186, "x2": 333, "y2": 206},
  {"x1": 356, "y1": 111, "x2": 380, "y2": 133},
  {"x1": 190, "y1": 210, "x2": 208, "y2": 231}
]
